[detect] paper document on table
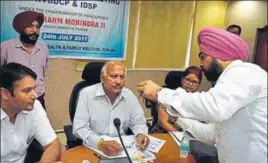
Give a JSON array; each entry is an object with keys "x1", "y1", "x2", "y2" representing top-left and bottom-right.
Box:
[
  {"x1": 169, "y1": 131, "x2": 184, "y2": 146},
  {"x1": 85, "y1": 135, "x2": 156, "y2": 163},
  {"x1": 146, "y1": 135, "x2": 166, "y2": 153}
]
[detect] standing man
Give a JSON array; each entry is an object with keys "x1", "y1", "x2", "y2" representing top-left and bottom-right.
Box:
[
  {"x1": 0, "y1": 62, "x2": 61, "y2": 163},
  {"x1": 137, "y1": 27, "x2": 267, "y2": 163},
  {"x1": 226, "y1": 24, "x2": 242, "y2": 36},
  {"x1": 1, "y1": 10, "x2": 48, "y2": 109},
  {"x1": 73, "y1": 61, "x2": 149, "y2": 156}
]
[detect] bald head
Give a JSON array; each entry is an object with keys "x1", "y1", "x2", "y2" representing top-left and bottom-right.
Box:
[
  {"x1": 101, "y1": 61, "x2": 127, "y2": 77},
  {"x1": 100, "y1": 61, "x2": 127, "y2": 98}
]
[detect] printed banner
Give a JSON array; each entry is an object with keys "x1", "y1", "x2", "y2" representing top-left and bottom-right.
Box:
[{"x1": 0, "y1": 0, "x2": 130, "y2": 60}]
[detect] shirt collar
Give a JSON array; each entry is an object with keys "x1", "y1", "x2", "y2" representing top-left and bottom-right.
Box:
[
  {"x1": 216, "y1": 60, "x2": 242, "y2": 83},
  {"x1": 1, "y1": 108, "x2": 8, "y2": 120},
  {"x1": 1, "y1": 108, "x2": 29, "y2": 120},
  {"x1": 95, "y1": 83, "x2": 127, "y2": 100},
  {"x1": 15, "y1": 37, "x2": 41, "y2": 50}
]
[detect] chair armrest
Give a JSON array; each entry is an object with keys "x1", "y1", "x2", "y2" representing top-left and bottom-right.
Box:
[{"x1": 63, "y1": 125, "x2": 82, "y2": 148}]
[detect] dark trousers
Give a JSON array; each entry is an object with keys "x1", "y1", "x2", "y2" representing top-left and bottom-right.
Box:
[{"x1": 24, "y1": 94, "x2": 46, "y2": 163}]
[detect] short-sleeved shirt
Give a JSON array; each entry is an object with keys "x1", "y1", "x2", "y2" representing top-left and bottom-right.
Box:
[
  {"x1": 1, "y1": 100, "x2": 57, "y2": 163},
  {"x1": 0, "y1": 37, "x2": 49, "y2": 96}
]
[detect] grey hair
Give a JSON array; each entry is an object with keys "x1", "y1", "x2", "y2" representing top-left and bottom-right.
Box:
[{"x1": 101, "y1": 62, "x2": 127, "y2": 77}]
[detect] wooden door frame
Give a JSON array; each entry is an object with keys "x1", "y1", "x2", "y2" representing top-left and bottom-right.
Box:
[{"x1": 252, "y1": 25, "x2": 268, "y2": 64}]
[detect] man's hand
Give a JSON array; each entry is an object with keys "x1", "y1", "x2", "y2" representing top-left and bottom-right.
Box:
[
  {"x1": 137, "y1": 80, "x2": 162, "y2": 102},
  {"x1": 98, "y1": 140, "x2": 122, "y2": 156},
  {"x1": 136, "y1": 134, "x2": 150, "y2": 150}
]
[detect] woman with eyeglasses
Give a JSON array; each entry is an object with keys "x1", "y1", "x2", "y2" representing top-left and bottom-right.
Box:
[{"x1": 152, "y1": 66, "x2": 203, "y2": 133}]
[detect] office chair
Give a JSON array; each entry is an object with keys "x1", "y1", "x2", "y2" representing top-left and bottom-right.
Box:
[
  {"x1": 145, "y1": 71, "x2": 184, "y2": 133},
  {"x1": 64, "y1": 62, "x2": 105, "y2": 149},
  {"x1": 24, "y1": 140, "x2": 44, "y2": 163}
]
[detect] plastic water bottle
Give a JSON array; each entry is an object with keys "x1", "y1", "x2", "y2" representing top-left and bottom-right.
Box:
[{"x1": 180, "y1": 131, "x2": 190, "y2": 158}]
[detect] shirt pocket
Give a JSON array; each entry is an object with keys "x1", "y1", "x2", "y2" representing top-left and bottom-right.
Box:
[
  {"x1": 15, "y1": 134, "x2": 29, "y2": 156},
  {"x1": 30, "y1": 64, "x2": 43, "y2": 85},
  {"x1": 91, "y1": 117, "x2": 108, "y2": 134}
]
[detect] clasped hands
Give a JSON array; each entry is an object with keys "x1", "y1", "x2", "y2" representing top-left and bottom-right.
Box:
[{"x1": 97, "y1": 134, "x2": 150, "y2": 156}]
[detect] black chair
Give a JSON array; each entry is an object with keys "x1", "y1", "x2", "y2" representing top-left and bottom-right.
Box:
[
  {"x1": 24, "y1": 140, "x2": 44, "y2": 163},
  {"x1": 64, "y1": 62, "x2": 105, "y2": 149},
  {"x1": 145, "y1": 71, "x2": 184, "y2": 133}
]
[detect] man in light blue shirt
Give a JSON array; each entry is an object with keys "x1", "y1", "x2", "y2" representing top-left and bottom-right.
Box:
[{"x1": 73, "y1": 61, "x2": 149, "y2": 156}]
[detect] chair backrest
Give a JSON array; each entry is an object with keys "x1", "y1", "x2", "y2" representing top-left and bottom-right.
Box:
[
  {"x1": 164, "y1": 71, "x2": 184, "y2": 89},
  {"x1": 148, "y1": 70, "x2": 184, "y2": 132},
  {"x1": 69, "y1": 62, "x2": 105, "y2": 122}
]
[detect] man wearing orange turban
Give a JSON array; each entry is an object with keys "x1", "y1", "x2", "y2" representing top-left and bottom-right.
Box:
[
  {"x1": 137, "y1": 27, "x2": 267, "y2": 163},
  {"x1": 1, "y1": 10, "x2": 48, "y2": 110}
]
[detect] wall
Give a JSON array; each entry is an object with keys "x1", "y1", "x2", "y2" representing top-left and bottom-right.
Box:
[
  {"x1": 225, "y1": 1, "x2": 268, "y2": 61},
  {"x1": 189, "y1": 1, "x2": 227, "y2": 66},
  {"x1": 135, "y1": 1, "x2": 195, "y2": 68}
]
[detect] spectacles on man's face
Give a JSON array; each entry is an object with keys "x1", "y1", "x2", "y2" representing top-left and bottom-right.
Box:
[{"x1": 183, "y1": 78, "x2": 199, "y2": 85}]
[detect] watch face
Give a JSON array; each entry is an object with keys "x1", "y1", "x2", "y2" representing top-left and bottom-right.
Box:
[{"x1": 166, "y1": 106, "x2": 180, "y2": 117}]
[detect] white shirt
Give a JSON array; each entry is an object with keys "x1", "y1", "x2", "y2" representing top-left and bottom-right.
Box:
[
  {"x1": 158, "y1": 60, "x2": 267, "y2": 163},
  {"x1": 1, "y1": 100, "x2": 57, "y2": 163},
  {"x1": 73, "y1": 83, "x2": 148, "y2": 148}
]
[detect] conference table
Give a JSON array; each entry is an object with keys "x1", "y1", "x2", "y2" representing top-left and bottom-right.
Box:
[{"x1": 60, "y1": 133, "x2": 197, "y2": 163}]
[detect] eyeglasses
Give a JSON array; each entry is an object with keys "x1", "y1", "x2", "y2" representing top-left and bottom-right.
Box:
[{"x1": 183, "y1": 78, "x2": 199, "y2": 85}]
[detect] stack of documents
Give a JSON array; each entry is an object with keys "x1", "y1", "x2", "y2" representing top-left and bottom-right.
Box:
[{"x1": 86, "y1": 135, "x2": 166, "y2": 163}]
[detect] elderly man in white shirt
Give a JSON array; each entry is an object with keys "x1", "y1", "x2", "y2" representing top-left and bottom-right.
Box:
[
  {"x1": 137, "y1": 27, "x2": 267, "y2": 163},
  {"x1": 73, "y1": 61, "x2": 149, "y2": 156},
  {"x1": 0, "y1": 63, "x2": 61, "y2": 163}
]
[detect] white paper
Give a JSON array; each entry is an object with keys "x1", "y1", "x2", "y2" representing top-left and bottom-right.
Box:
[
  {"x1": 169, "y1": 131, "x2": 184, "y2": 146},
  {"x1": 85, "y1": 135, "x2": 159, "y2": 163},
  {"x1": 146, "y1": 135, "x2": 166, "y2": 153}
]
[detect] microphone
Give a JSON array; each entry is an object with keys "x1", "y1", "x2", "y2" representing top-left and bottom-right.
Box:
[{"x1": 113, "y1": 118, "x2": 132, "y2": 163}]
